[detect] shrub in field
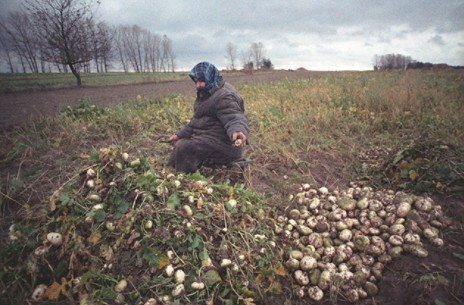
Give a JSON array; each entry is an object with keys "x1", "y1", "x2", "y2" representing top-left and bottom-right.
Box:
[{"x1": 61, "y1": 99, "x2": 105, "y2": 121}]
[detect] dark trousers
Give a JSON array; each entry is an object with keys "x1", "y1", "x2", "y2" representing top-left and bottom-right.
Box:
[{"x1": 167, "y1": 137, "x2": 242, "y2": 173}]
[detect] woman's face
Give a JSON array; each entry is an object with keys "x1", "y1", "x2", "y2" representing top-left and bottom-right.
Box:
[{"x1": 193, "y1": 79, "x2": 206, "y2": 89}]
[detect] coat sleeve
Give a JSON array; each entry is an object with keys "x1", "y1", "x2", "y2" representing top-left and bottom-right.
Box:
[
  {"x1": 216, "y1": 93, "x2": 250, "y2": 140},
  {"x1": 176, "y1": 121, "x2": 194, "y2": 138}
]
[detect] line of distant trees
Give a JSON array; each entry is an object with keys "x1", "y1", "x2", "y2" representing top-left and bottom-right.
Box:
[
  {"x1": 373, "y1": 53, "x2": 463, "y2": 70},
  {"x1": 224, "y1": 41, "x2": 273, "y2": 71},
  {"x1": 0, "y1": 0, "x2": 176, "y2": 85}
]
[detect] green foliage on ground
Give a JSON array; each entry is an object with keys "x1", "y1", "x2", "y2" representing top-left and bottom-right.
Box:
[{"x1": 375, "y1": 140, "x2": 464, "y2": 195}]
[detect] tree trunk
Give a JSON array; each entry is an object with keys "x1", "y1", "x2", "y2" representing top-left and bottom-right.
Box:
[
  {"x1": 4, "y1": 50, "x2": 15, "y2": 73},
  {"x1": 69, "y1": 64, "x2": 82, "y2": 86}
]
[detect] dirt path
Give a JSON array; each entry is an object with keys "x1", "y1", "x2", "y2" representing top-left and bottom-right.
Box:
[{"x1": 0, "y1": 70, "x2": 317, "y2": 130}]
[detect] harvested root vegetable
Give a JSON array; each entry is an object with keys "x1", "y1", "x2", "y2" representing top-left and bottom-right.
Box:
[
  {"x1": 31, "y1": 284, "x2": 47, "y2": 301},
  {"x1": 46, "y1": 232, "x2": 63, "y2": 246},
  {"x1": 276, "y1": 182, "x2": 448, "y2": 302},
  {"x1": 115, "y1": 279, "x2": 127, "y2": 292}
]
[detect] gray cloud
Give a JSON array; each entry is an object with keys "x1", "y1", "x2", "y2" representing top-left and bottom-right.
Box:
[
  {"x1": 429, "y1": 35, "x2": 445, "y2": 46},
  {"x1": 439, "y1": 2, "x2": 464, "y2": 32}
]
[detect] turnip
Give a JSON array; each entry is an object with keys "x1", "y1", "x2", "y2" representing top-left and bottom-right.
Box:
[
  {"x1": 31, "y1": 284, "x2": 47, "y2": 301},
  {"x1": 47, "y1": 232, "x2": 62, "y2": 246}
]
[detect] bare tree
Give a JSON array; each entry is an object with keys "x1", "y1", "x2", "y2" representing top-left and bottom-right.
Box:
[
  {"x1": 25, "y1": 0, "x2": 98, "y2": 85},
  {"x1": 114, "y1": 25, "x2": 128, "y2": 72},
  {"x1": 133, "y1": 25, "x2": 145, "y2": 72},
  {"x1": 88, "y1": 21, "x2": 112, "y2": 72},
  {"x1": 88, "y1": 20, "x2": 100, "y2": 72},
  {"x1": 96, "y1": 22, "x2": 113, "y2": 72},
  {"x1": 151, "y1": 34, "x2": 162, "y2": 72},
  {"x1": 114, "y1": 25, "x2": 169, "y2": 73},
  {"x1": 0, "y1": 29, "x2": 15, "y2": 73},
  {"x1": 225, "y1": 42, "x2": 238, "y2": 70},
  {"x1": 167, "y1": 42, "x2": 176, "y2": 72},
  {"x1": 160, "y1": 35, "x2": 175, "y2": 72},
  {"x1": 120, "y1": 24, "x2": 144, "y2": 72},
  {"x1": 0, "y1": 12, "x2": 40, "y2": 73},
  {"x1": 143, "y1": 32, "x2": 161, "y2": 72},
  {"x1": 250, "y1": 42, "x2": 264, "y2": 70},
  {"x1": 241, "y1": 49, "x2": 253, "y2": 71}
]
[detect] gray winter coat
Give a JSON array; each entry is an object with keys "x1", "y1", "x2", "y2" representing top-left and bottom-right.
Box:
[
  {"x1": 168, "y1": 81, "x2": 249, "y2": 172},
  {"x1": 177, "y1": 80, "x2": 249, "y2": 144}
]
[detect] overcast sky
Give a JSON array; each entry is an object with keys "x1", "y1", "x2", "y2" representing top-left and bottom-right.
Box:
[{"x1": 1, "y1": 0, "x2": 463, "y2": 71}]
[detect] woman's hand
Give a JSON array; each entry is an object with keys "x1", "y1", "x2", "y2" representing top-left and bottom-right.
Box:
[
  {"x1": 231, "y1": 132, "x2": 247, "y2": 147},
  {"x1": 169, "y1": 134, "x2": 179, "y2": 145}
]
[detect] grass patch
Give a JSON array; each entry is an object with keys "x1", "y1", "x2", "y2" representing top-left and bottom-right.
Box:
[
  {"x1": 0, "y1": 72, "x2": 186, "y2": 93},
  {"x1": 241, "y1": 70, "x2": 464, "y2": 193}
]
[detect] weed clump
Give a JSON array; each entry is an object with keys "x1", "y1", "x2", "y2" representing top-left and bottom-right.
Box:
[
  {"x1": 366, "y1": 140, "x2": 464, "y2": 197},
  {"x1": 61, "y1": 99, "x2": 106, "y2": 121}
]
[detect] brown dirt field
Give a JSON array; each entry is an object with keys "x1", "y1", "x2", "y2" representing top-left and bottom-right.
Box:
[
  {"x1": 0, "y1": 70, "x2": 463, "y2": 305},
  {"x1": 0, "y1": 70, "x2": 320, "y2": 130}
]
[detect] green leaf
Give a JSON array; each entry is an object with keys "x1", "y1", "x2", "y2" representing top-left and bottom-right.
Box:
[
  {"x1": 188, "y1": 234, "x2": 201, "y2": 250},
  {"x1": 204, "y1": 270, "x2": 221, "y2": 285},
  {"x1": 59, "y1": 193, "x2": 71, "y2": 205},
  {"x1": 139, "y1": 247, "x2": 169, "y2": 269},
  {"x1": 93, "y1": 209, "x2": 106, "y2": 222},
  {"x1": 199, "y1": 248, "x2": 209, "y2": 260},
  {"x1": 224, "y1": 202, "x2": 233, "y2": 211},
  {"x1": 53, "y1": 260, "x2": 68, "y2": 278},
  {"x1": 220, "y1": 287, "x2": 231, "y2": 298},
  {"x1": 115, "y1": 201, "x2": 129, "y2": 219},
  {"x1": 194, "y1": 212, "x2": 206, "y2": 220},
  {"x1": 188, "y1": 172, "x2": 206, "y2": 181},
  {"x1": 167, "y1": 192, "x2": 180, "y2": 210},
  {"x1": 400, "y1": 168, "x2": 409, "y2": 179}
]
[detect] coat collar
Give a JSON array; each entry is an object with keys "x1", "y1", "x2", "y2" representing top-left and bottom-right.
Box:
[{"x1": 197, "y1": 80, "x2": 225, "y2": 99}]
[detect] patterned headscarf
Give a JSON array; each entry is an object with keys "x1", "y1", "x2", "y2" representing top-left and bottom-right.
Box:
[{"x1": 189, "y1": 62, "x2": 223, "y2": 92}]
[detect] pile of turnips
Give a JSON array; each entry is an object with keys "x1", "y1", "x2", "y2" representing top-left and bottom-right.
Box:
[
  {"x1": 275, "y1": 183, "x2": 450, "y2": 302},
  {"x1": 24, "y1": 146, "x2": 277, "y2": 304}
]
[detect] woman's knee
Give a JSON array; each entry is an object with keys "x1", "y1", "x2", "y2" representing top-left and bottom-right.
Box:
[{"x1": 175, "y1": 139, "x2": 197, "y2": 152}]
